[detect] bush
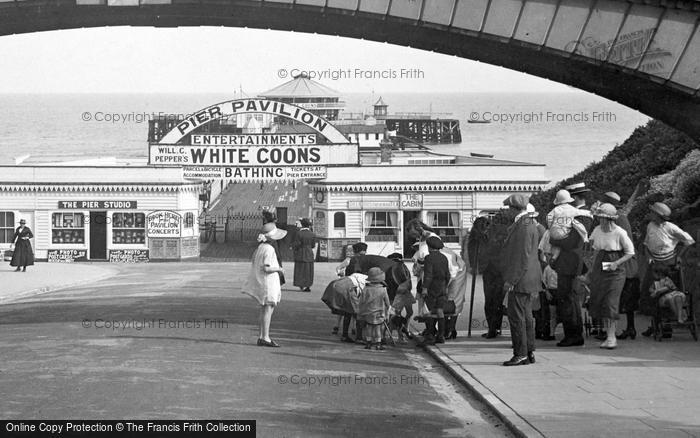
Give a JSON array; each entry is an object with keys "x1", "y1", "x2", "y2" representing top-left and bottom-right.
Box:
[{"x1": 530, "y1": 120, "x2": 699, "y2": 235}]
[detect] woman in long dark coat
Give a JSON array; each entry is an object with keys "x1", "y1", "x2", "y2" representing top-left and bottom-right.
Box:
[
  {"x1": 10, "y1": 219, "x2": 34, "y2": 272},
  {"x1": 292, "y1": 218, "x2": 316, "y2": 292}
]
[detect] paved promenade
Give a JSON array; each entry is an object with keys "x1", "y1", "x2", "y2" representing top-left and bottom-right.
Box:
[
  {"x1": 2, "y1": 260, "x2": 699, "y2": 437},
  {"x1": 0, "y1": 262, "x2": 117, "y2": 303},
  {"x1": 424, "y1": 316, "x2": 700, "y2": 438}
]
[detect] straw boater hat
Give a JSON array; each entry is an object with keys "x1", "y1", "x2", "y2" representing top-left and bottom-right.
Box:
[
  {"x1": 594, "y1": 203, "x2": 618, "y2": 220},
  {"x1": 603, "y1": 191, "x2": 621, "y2": 205},
  {"x1": 367, "y1": 267, "x2": 386, "y2": 283},
  {"x1": 19, "y1": 219, "x2": 26, "y2": 224},
  {"x1": 565, "y1": 182, "x2": 591, "y2": 196},
  {"x1": 261, "y1": 222, "x2": 287, "y2": 241},
  {"x1": 553, "y1": 189, "x2": 575, "y2": 206},
  {"x1": 650, "y1": 202, "x2": 672, "y2": 220}
]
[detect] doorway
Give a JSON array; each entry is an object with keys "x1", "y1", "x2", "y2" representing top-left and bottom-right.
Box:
[
  {"x1": 402, "y1": 210, "x2": 421, "y2": 258},
  {"x1": 90, "y1": 211, "x2": 107, "y2": 260}
]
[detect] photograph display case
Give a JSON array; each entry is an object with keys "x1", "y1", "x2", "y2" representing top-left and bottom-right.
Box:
[
  {"x1": 112, "y1": 213, "x2": 146, "y2": 244},
  {"x1": 51, "y1": 212, "x2": 85, "y2": 244}
]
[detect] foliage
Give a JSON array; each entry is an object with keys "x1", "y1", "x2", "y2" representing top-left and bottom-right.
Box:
[{"x1": 529, "y1": 120, "x2": 699, "y2": 234}]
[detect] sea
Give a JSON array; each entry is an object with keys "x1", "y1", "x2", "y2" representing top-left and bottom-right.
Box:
[{"x1": 0, "y1": 92, "x2": 651, "y2": 185}]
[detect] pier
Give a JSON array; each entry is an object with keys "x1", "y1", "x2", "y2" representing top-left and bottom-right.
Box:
[{"x1": 384, "y1": 116, "x2": 461, "y2": 144}]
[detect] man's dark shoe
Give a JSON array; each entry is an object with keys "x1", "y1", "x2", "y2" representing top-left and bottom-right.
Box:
[
  {"x1": 340, "y1": 336, "x2": 355, "y2": 343},
  {"x1": 641, "y1": 327, "x2": 653, "y2": 337},
  {"x1": 503, "y1": 356, "x2": 529, "y2": 366},
  {"x1": 482, "y1": 331, "x2": 499, "y2": 339},
  {"x1": 528, "y1": 352, "x2": 535, "y2": 364},
  {"x1": 557, "y1": 338, "x2": 584, "y2": 347},
  {"x1": 435, "y1": 336, "x2": 445, "y2": 344}
]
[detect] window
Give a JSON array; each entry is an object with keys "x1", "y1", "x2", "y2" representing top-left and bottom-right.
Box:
[
  {"x1": 333, "y1": 212, "x2": 345, "y2": 228},
  {"x1": 364, "y1": 211, "x2": 399, "y2": 242},
  {"x1": 185, "y1": 212, "x2": 194, "y2": 228},
  {"x1": 427, "y1": 211, "x2": 460, "y2": 243},
  {"x1": 52, "y1": 213, "x2": 85, "y2": 244},
  {"x1": 112, "y1": 213, "x2": 145, "y2": 244},
  {"x1": 375, "y1": 133, "x2": 380, "y2": 140},
  {"x1": 0, "y1": 212, "x2": 14, "y2": 243}
]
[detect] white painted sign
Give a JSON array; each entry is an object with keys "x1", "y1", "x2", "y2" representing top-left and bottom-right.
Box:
[
  {"x1": 147, "y1": 211, "x2": 181, "y2": 238},
  {"x1": 158, "y1": 99, "x2": 348, "y2": 144},
  {"x1": 348, "y1": 201, "x2": 400, "y2": 210},
  {"x1": 400, "y1": 193, "x2": 423, "y2": 210},
  {"x1": 149, "y1": 144, "x2": 358, "y2": 167},
  {"x1": 191, "y1": 134, "x2": 316, "y2": 146},
  {"x1": 183, "y1": 166, "x2": 328, "y2": 181}
]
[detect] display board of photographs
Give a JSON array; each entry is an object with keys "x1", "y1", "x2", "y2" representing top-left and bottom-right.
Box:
[{"x1": 51, "y1": 213, "x2": 85, "y2": 244}]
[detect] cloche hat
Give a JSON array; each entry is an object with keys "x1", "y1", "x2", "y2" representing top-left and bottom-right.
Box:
[
  {"x1": 367, "y1": 267, "x2": 386, "y2": 283},
  {"x1": 594, "y1": 203, "x2": 618, "y2": 220},
  {"x1": 553, "y1": 189, "x2": 575, "y2": 206},
  {"x1": 503, "y1": 194, "x2": 530, "y2": 210}
]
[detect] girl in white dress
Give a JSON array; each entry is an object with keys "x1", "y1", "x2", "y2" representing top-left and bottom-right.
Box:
[{"x1": 242, "y1": 222, "x2": 287, "y2": 347}]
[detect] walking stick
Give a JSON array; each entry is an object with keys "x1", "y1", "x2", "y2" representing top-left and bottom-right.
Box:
[
  {"x1": 383, "y1": 320, "x2": 396, "y2": 346},
  {"x1": 468, "y1": 239, "x2": 480, "y2": 337}
]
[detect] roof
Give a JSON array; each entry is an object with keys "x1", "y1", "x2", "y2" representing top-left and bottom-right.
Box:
[
  {"x1": 11, "y1": 155, "x2": 148, "y2": 167},
  {"x1": 374, "y1": 97, "x2": 387, "y2": 107},
  {"x1": 337, "y1": 124, "x2": 386, "y2": 134},
  {"x1": 259, "y1": 73, "x2": 340, "y2": 98}
]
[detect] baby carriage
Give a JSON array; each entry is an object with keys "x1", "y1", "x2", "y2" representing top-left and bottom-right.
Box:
[{"x1": 652, "y1": 264, "x2": 698, "y2": 341}]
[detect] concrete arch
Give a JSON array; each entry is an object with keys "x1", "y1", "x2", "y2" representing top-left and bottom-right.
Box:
[{"x1": 0, "y1": 0, "x2": 699, "y2": 141}]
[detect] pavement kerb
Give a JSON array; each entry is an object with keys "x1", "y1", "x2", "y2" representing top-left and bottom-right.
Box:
[
  {"x1": 423, "y1": 344, "x2": 546, "y2": 438},
  {"x1": 0, "y1": 268, "x2": 119, "y2": 304}
]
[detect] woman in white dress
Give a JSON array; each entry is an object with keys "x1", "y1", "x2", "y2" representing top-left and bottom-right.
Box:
[{"x1": 242, "y1": 222, "x2": 287, "y2": 347}]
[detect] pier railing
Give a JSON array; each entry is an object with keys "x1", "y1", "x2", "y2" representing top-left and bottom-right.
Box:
[{"x1": 387, "y1": 112, "x2": 453, "y2": 120}]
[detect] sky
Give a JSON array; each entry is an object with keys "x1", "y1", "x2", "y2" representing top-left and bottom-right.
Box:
[{"x1": 0, "y1": 26, "x2": 574, "y2": 94}]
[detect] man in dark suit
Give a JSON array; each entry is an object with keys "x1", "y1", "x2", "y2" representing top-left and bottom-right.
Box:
[
  {"x1": 500, "y1": 194, "x2": 543, "y2": 366},
  {"x1": 553, "y1": 182, "x2": 595, "y2": 347}
]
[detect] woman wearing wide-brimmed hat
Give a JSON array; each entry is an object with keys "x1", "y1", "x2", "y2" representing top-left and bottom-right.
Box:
[
  {"x1": 585, "y1": 204, "x2": 635, "y2": 349},
  {"x1": 242, "y1": 222, "x2": 287, "y2": 347},
  {"x1": 10, "y1": 219, "x2": 34, "y2": 272}
]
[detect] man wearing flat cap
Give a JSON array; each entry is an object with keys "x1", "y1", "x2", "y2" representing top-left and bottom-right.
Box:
[
  {"x1": 418, "y1": 236, "x2": 450, "y2": 345},
  {"x1": 553, "y1": 182, "x2": 594, "y2": 347},
  {"x1": 500, "y1": 194, "x2": 542, "y2": 366}
]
